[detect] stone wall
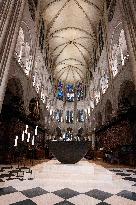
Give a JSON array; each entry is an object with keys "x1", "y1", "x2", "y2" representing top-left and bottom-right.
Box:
[{"x1": 90, "y1": 0, "x2": 135, "y2": 129}]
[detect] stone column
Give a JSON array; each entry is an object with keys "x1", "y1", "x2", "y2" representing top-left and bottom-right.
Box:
[
  {"x1": 0, "y1": 0, "x2": 26, "y2": 112},
  {"x1": 83, "y1": 82, "x2": 87, "y2": 130},
  {"x1": 91, "y1": 131, "x2": 95, "y2": 149},
  {"x1": 103, "y1": 2, "x2": 116, "y2": 110},
  {"x1": 119, "y1": 0, "x2": 136, "y2": 86},
  {"x1": 62, "y1": 84, "x2": 66, "y2": 132},
  {"x1": 73, "y1": 83, "x2": 77, "y2": 134}
]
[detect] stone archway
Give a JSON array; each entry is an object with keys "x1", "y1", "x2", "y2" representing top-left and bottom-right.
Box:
[
  {"x1": 0, "y1": 78, "x2": 25, "y2": 163},
  {"x1": 105, "y1": 99, "x2": 113, "y2": 122},
  {"x1": 118, "y1": 80, "x2": 136, "y2": 109},
  {"x1": 2, "y1": 78, "x2": 24, "y2": 117}
]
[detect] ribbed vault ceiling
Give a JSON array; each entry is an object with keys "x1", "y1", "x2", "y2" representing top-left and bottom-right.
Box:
[{"x1": 41, "y1": 0, "x2": 104, "y2": 83}]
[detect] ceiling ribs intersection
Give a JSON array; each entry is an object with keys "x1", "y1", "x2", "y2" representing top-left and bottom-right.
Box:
[{"x1": 42, "y1": 0, "x2": 104, "y2": 83}]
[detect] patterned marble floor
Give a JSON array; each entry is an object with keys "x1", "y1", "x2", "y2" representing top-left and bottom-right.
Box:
[{"x1": 0, "y1": 159, "x2": 136, "y2": 205}]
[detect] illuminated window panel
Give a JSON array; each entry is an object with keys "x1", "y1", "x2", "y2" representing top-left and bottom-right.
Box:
[
  {"x1": 77, "y1": 109, "x2": 85, "y2": 123},
  {"x1": 66, "y1": 111, "x2": 74, "y2": 123},
  {"x1": 66, "y1": 84, "x2": 74, "y2": 102},
  {"x1": 55, "y1": 110, "x2": 62, "y2": 122},
  {"x1": 77, "y1": 83, "x2": 84, "y2": 101},
  {"x1": 57, "y1": 81, "x2": 64, "y2": 101}
]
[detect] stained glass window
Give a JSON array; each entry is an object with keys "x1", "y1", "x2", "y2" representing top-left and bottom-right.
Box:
[
  {"x1": 66, "y1": 84, "x2": 74, "y2": 102},
  {"x1": 77, "y1": 109, "x2": 84, "y2": 122},
  {"x1": 66, "y1": 110, "x2": 69, "y2": 123},
  {"x1": 57, "y1": 81, "x2": 64, "y2": 100},
  {"x1": 55, "y1": 109, "x2": 62, "y2": 122},
  {"x1": 66, "y1": 111, "x2": 74, "y2": 123},
  {"x1": 56, "y1": 82, "x2": 86, "y2": 101},
  {"x1": 77, "y1": 83, "x2": 84, "y2": 101}
]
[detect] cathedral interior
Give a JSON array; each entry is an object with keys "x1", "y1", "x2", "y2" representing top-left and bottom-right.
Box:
[{"x1": 0, "y1": 0, "x2": 136, "y2": 204}]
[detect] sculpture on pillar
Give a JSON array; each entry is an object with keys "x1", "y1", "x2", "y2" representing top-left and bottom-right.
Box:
[
  {"x1": 24, "y1": 41, "x2": 32, "y2": 75},
  {"x1": 16, "y1": 27, "x2": 25, "y2": 63},
  {"x1": 111, "y1": 25, "x2": 129, "y2": 77},
  {"x1": 111, "y1": 43, "x2": 120, "y2": 77},
  {"x1": 119, "y1": 29, "x2": 128, "y2": 66},
  {"x1": 15, "y1": 27, "x2": 32, "y2": 76}
]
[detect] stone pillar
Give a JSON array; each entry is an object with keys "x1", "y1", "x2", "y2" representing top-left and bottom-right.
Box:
[
  {"x1": 62, "y1": 84, "x2": 66, "y2": 131},
  {"x1": 73, "y1": 83, "x2": 77, "y2": 134},
  {"x1": 119, "y1": 0, "x2": 136, "y2": 86},
  {"x1": 91, "y1": 131, "x2": 95, "y2": 149},
  {"x1": 103, "y1": 2, "x2": 116, "y2": 110},
  {"x1": 0, "y1": 0, "x2": 26, "y2": 112},
  {"x1": 83, "y1": 82, "x2": 87, "y2": 130}
]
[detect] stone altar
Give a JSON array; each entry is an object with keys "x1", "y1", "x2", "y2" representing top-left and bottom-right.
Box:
[{"x1": 48, "y1": 141, "x2": 90, "y2": 164}]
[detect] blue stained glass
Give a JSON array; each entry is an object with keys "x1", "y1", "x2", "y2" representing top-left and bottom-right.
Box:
[
  {"x1": 77, "y1": 82, "x2": 82, "y2": 90},
  {"x1": 57, "y1": 81, "x2": 64, "y2": 100},
  {"x1": 67, "y1": 84, "x2": 74, "y2": 92},
  {"x1": 56, "y1": 82, "x2": 84, "y2": 102},
  {"x1": 58, "y1": 90, "x2": 63, "y2": 96},
  {"x1": 58, "y1": 81, "x2": 63, "y2": 88},
  {"x1": 66, "y1": 83, "x2": 74, "y2": 102},
  {"x1": 77, "y1": 83, "x2": 84, "y2": 100}
]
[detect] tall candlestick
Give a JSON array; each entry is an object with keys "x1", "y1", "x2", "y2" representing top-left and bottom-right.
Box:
[
  {"x1": 22, "y1": 131, "x2": 24, "y2": 141},
  {"x1": 25, "y1": 125, "x2": 28, "y2": 134},
  {"x1": 14, "y1": 136, "x2": 18, "y2": 147},
  {"x1": 32, "y1": 135, "x2": 35, "y2": 145},
  {"x1": 35, "y1": 126, "x2": 38, "y2": 135},
  {"x1": 27, "y1": 132, "x2": 30, "y2": 142}
]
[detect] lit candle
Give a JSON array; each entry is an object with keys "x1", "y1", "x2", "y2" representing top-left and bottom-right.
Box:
[
  {"x1": 14, "y1": 136, "x2": 18, "y2": 147},
  {"x1": 25, "y1": 125, "x2": 28, "y2": 134},
  {"x1": 35, "y1": 126, "x2": 38, "y2": 135},
  {"x1": 22, "y1": 131, "x2": 24, "y2": 141},
  {"x1": 32, "y1": 135, "x2": 35, "y2": 145},
  {"x1": 27, "y1": 132, "x2": 30, "y2": 142}
]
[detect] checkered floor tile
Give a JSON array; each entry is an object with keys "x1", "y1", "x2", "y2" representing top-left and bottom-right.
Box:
[
  {"x1": 117, "y1": 190, "x2": 136, "y2": 201},
  {"x1": 0, "y1": 160, "x2": 135, "y2": 205},
  {"x1": 109, "y1": 168, "x2": 136, "y2": 183},
  {"x1": 85, "y1": 189, "x2": 113, "y2": 201},
  {"x1": 55, "y1": 201, "x2": 75, "y2": 205},
  {"x1": 21, "y1": 187, "x2": 48, "y2": 198},
  {"x1": 53, "y1": 188, "x2": 79, "y2": 199},
  {"x1": 0, "y1": 165, "x2": 33, "y2": 183},
  {"x1": 10, "y1": 199, "x2": 37, "y2": 205}
]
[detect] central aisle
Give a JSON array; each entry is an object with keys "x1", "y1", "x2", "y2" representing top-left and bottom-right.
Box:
[
  {"x1": 32, "y1": 159, "x2": 113, "y2": 190},
  {"x1": 0, "y1": 159, "x2": 136, "y2": 205}
]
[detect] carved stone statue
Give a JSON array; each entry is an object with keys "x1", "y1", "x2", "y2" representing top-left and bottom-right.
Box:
[
  {"x1": 112, "y1": 43, "x2": 120, "y2": 76},
  {"x1": 16, "y1": 27, "x2": 25, "y2": 62},
  {"x1": 24, "y1": 42, "x2": 31, "y2": 75},
  {"x1": 119, "y1": 29, "x2": 128, "y2": 66}
]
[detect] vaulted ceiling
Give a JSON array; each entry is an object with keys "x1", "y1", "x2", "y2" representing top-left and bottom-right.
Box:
[{"x1": 41, "y1": 0, "x2": 104, "y2": 83}]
